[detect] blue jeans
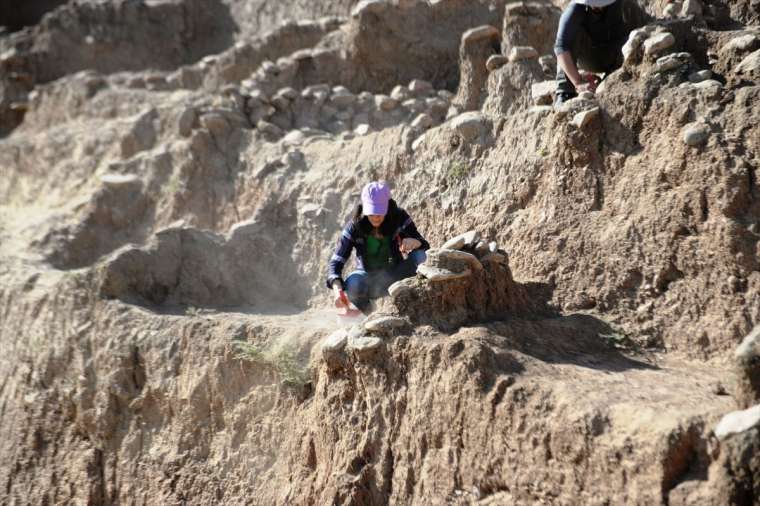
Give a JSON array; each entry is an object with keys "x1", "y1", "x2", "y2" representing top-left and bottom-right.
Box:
[{"x1": 344, "y1": 250, "x2": 426, "y2": 311}]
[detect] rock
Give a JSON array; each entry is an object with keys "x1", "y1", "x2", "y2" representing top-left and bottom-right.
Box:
[
  {"x1": 489, "y1": 241, "x2": 498, "y2": 252},
  {"x1": 682, "y1": 123, "x2": 710, "y2": 146},
  {"x1": 411, "y1": 113, "x2": 433, "y2": 129},
  {"x1": 282, "y1": 130, "x2": 306, "y2": 147},
  {"x1": 351, "y1": 0, "x2": 387, "y2": 18},
  {"x1": 435, "y1": 248, "x2": 483, "y2": 271},
  {"x1": 736, "y1": 49, "x2": 760, "y2": 75},
  {"x1": 449, "y1": 112, "x2": 488, "y2": 142},
  {"x1": 388, "y1": 278, "x2": 415, "y2": 298},
  {"x1": 442, "y1": 230, "x2": 480, "y2": 250},
  {"x1": 571, "y1": 107, "x2": 600, "y2": 130},
  {"x1": 486, "y1": 55, "x2": 509, "y2": 72},
  {"x1": 508, "y1": 46, "x2": 539, "y2": 62},
  {"x1": 426, "y1": 97, "x2": 449, "y2": 119},
  {"x1": 578, "y1": 91, "x2": 595, "y2": 100},
  {"x1": 714, "y1": 405, "x2": 760, "y2": 441},
  {"x1": 531, "y1": 81, "x2": 556, "y2": 105},
  {"x1": 663, "y1": 3, "x2": 679, "y2": 18},
  {"x1": 655, "y1": 52, "x2": 691, "y2": 72},
  {"x1": 643, "y1": 33, "x2": 675, "y2": 56},
  {"x1": 688, "y1": 70, "x2": 712, "y2": 83},
  {"x1": 622, "y1": 28, "x2": 652, "y2": 64},
  {"x1": 391, "y1": 85, "x2": 411, "y2": 101},
  {"x1": 693, "y1": 79, "x2": 722, "y2": 98},
  {"x1": 481, "y1": 252, "x2": 508, "y2": 264},
  {"x1": 100, "y1": 174, "x2": 141, "y2": 188},
  {"x1": 538, "y1": 55, "x2": 556, "y2": 75},
  {"x1": 200, "y1": 113, "x2": 230, "y2": 138},
  {"x1": 438, "y1": 90, "x2": 455, "y2": 101},
  {"x1": 331, "y1": 86, "x2": 356, "y2": 108},
  {"x1": 722, "y1": 34, "x2": 759, "y2": 54},
  {"x1": 408, "y1": 79, "x2": 433, "y2": 96},
  {"x1": 734, "y1": 326, "x2": 760, "y2": 408},
  {"x1": 348, "y1": 336, "x2": 384, "y2": 358},
  {"x1": 354, "y1": 123, "x2": 371, "y2": 136},
  {"x1": 417, "y1": 264, "x2": 472, "y2": 282},
  {"x1": 462, "y1": 25, "x2": 500, "y2": 44},
  {"x1": 322, "y1": 329, "x2": 348, "y2": 366},
  {"x1": 278, "y1": 87, "x2": 298, "y2": 100},
  {"x1": 177, "y1": 107, "x2": 196, "y2": 137},
  {"x1": 364, "y1": 316, "x2": 408, "y2": 336},
  {"x1": 680, "y1": 0, "x2": 702, "y2": 17},
  {"x1": 376, "y1": 95, "x2": 399, "y2": 111},
  {"x1": 402, "y1": 99, "x2": 427, "y2": 114},
  {"x1": 257, "y1": 120, "x2": 284, "y2": 139}
]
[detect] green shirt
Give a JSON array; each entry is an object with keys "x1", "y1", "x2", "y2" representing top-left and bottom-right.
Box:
[{"x1": 365, "y1": 235, "x2": 392, "y2": 271}]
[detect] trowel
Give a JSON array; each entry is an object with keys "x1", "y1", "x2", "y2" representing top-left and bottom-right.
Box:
[{"x1": 336, "y1": 289, "x2": 364, "y2": 324}]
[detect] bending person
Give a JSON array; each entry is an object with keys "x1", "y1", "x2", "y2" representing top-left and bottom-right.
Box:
[
  {"x1": 554, "y1": 0, "x2": 628, "y2": 105},
  {"x1": 326, "y1": 181, "x2": 429, "y2": 313}
]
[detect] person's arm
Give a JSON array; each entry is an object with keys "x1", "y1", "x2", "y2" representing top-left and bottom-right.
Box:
[
  {"x1": 397, "y1": 210, "x2": 429, "y2": 253},
  {"x1": 554, "y1": 4, "x2": 592, "y2": 91},
  {"x1": 557, "y1": 50, "x2": 584, "y2": 90},
  {"x1": 326, "y1": 225, "x2": 355, "y2": 290}
]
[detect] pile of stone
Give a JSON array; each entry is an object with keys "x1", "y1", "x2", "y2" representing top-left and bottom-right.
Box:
[
  {"x1": 321, "y1": 313, "x2": 411, "y2": 367},
  {"x1": 244, "y1": 79, "x2": 454, "y2": 141}
]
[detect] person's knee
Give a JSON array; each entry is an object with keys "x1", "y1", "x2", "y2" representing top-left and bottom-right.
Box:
[
  {"x1": 345, "y1": 272, "x2": 368, "y2": 295},
  {"x1": 409, "y1": 249, "x2": 427, "y2": 266}
]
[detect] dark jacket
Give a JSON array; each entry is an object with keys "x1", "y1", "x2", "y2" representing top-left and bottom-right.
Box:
[
  {"x1": 554, "y1": 1, "x2": 626, "y2": 55},
  {"x1": 326, "y1": 199, "x2": 429, "y2": 288}
]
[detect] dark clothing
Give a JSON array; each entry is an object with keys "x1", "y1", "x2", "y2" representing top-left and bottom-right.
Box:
[
  {"x1": 344, "y1": 250, "x2": 426, "y2": 311},
  {"x1": 326, "y1": 200, "x2": 429, "y2": 289},
  {"x1": 554, "y1": 1, "x2": 626, "y2": 97}
]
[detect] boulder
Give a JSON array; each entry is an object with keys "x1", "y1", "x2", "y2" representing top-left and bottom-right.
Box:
[
  {"x1": 408, "y1": 79, "x2": 433, "y2": 96},
  {"x1": 364, "y1": 316, "x2": 409, "y2": 336},
  {"x1": 531, "y1": 81, "x2": 556, "y2": 105},
  {"x1": 571, "y1": 107, "x2": 600, "y2": 130},
  {"x1": 348, "y1": 336, "x2": 384, "y2": 358},
  {"x1": 655, "y1": 52, "x2": 691, "y2": 72},
  {"x1": 376, "y1": 95, "x2": 399, "y2": 111},
  {"x1": 736, "y1": 49, "x2": 760, "y2": 76},
  {"x1": 322, "y1": 329, "x2": 348, "y2": 366},
  {"x1": 330, "y1": 86, "x2": 356, "y2": 108},
  {"x1": 508, "y1": 46, "x2": 539, "y2": 62},
  {"x1": 688, "y1": 69, "x2": 712, "y2": 83},
  {"x1": 643, "y1": 33, "x2": 675, "y2": 56},
  {"x1": 714, "y1": 405, "x2": 760, "y2": 441},
  {"x1": 411, "y1": 113, "x2": 433, "y2": 129},
  {"x1": 484, "y1": 55, "x2": 508, "y2": 75},
  {"x1": 682, "y1": 123, "x2": 710, "y2": 146},
  {"x1": 680, "y1": 0, "x2": 703, "y2": 17},
  {"x1": 417, "y1": 264, "x2": 472, "y2": 282},
  {"x1": 734, "y1": 326, "x2": 760, "y2": 408},
  {"x1": 442, "y1": 230, "x2": 480, "y2": 250},
  {"x1": 391, "y1": 85, "x2": 411, "y2": 101},
  {"x1": 449, "y1": 112, "x2": 488, "y2": 142},
  {"x1": 435, "y1": 249, "x2": 483, "y2": 271}
]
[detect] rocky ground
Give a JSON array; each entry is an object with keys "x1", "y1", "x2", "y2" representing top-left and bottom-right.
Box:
[{"x1": 1, "y1": 0, "x2": 760, "y2": 504}]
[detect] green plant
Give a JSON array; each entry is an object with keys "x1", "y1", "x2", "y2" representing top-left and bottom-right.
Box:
[
  {"x1": 234, "y1": 341, "x2": 310, "y2": 388},
  {"x1": 446, "y1": 158, "x2": 470, "y2": 181},
  {"x1": 185, "y1": 305, "x2": 201, "y2": 317}
]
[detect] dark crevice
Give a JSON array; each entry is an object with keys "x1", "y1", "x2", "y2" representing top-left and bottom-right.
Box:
[{"x1": 0, "y1": 0, "x2": 69, "y2": 32}]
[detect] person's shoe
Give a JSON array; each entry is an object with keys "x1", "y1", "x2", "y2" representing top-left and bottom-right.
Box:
[{"x1": 554, "y1": 91, "x2": 577, "y2": 106}]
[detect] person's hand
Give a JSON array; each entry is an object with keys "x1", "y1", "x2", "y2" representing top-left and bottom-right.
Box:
[
  {"x1": 332, "y1": 282, "x2": 347, "y2": 309},
  {"x1": 400, "y1": 238, "x2": 421, "y2": 255}
]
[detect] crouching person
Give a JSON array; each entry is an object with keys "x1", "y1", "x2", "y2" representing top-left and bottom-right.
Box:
[{"x1": 326, "y1": 181, "x2": 429, "y2": 313}]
